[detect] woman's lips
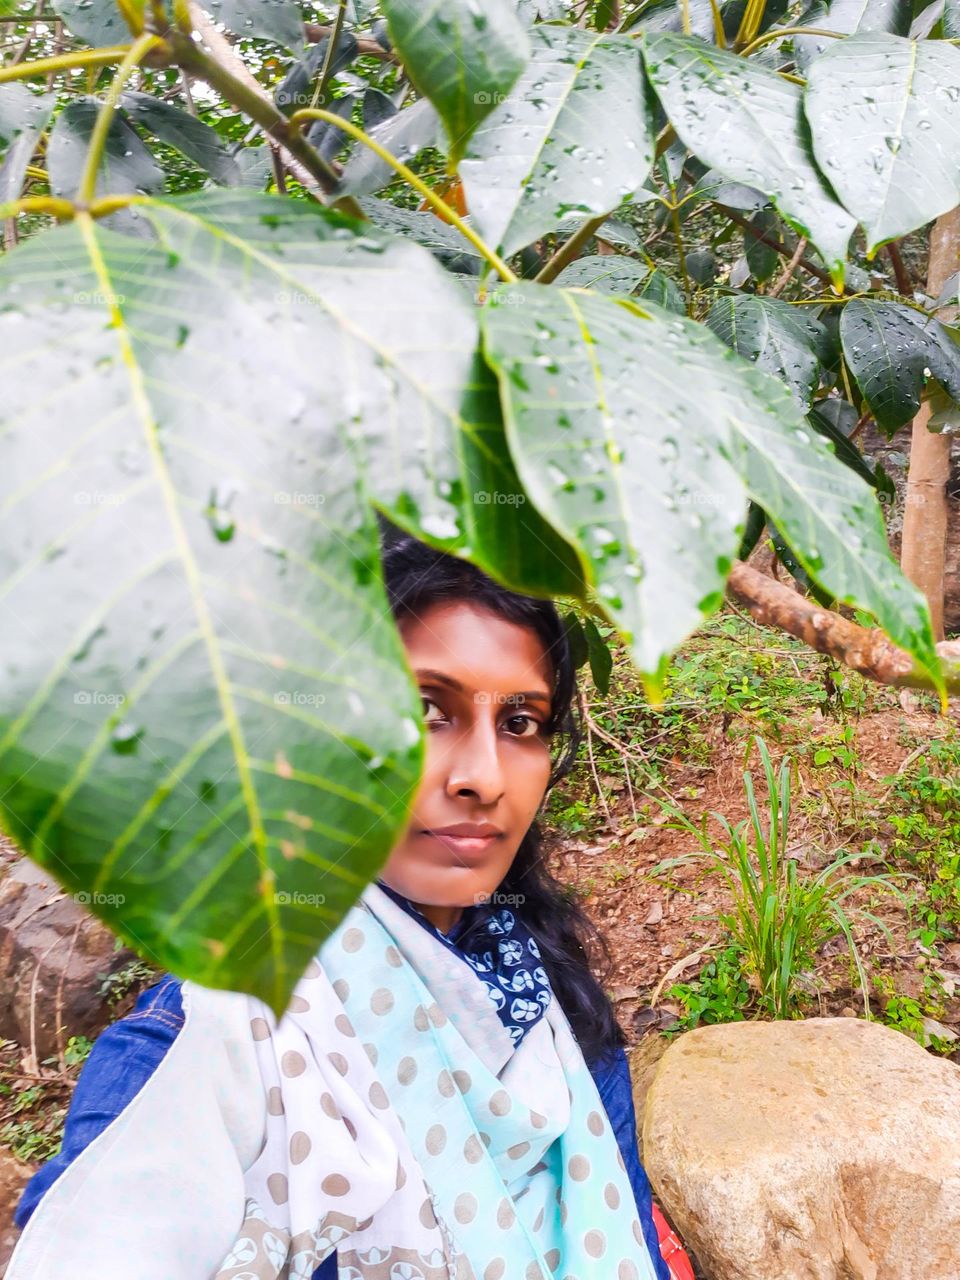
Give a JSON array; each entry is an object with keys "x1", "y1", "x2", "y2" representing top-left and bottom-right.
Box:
[{"x1": 422, "y1": 831, "x2": 502, "y2": 861}]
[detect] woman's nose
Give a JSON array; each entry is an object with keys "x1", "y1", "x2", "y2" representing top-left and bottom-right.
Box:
[{"x1": 444, "y1": 717, "x2": 505, "y2": 804}]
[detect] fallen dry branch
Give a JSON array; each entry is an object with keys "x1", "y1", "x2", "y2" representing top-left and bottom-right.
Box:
[{"x1": 726, "y1": 560, "x2": 960, "y2": 695}]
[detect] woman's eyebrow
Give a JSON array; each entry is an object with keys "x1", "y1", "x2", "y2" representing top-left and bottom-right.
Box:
[{"x1": 414, "y1": 668, "x2": 551, "y2": 705}]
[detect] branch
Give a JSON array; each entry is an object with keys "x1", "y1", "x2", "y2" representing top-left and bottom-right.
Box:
[
  {"x1": 723, "y1": 205, "x2": 831, "y2": 286},
  {"x1": 174, "y1": 3, "x2": 362, "y2": 214},
  {"x1": 304, "y1": 21, "x2": 394, "y2": 61},
  {"x1": 726, "y1": 560, "x2": 960, "y2": 693}
]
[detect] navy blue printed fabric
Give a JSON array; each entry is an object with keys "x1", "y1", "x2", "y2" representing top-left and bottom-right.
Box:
[{"x1": 375, "y1": 879, "x2": 552, "y2": 1048}]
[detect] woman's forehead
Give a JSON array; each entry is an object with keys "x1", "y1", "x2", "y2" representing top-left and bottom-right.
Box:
[{"x1": 398, "y1": 600, "x2": 553, "y2": 694}]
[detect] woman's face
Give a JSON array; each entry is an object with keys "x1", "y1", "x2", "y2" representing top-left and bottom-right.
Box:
[{"x1": 379, "y1": 600, "x2": 555, "y2": 932}]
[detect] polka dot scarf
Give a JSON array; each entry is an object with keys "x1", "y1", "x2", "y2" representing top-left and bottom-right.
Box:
[
  {"x1": 375, "y1": 879, "x2": 553, "y2": 1050},
  {"x1": 213, "y1": 881, "x2": 662, "y2": 1280}
]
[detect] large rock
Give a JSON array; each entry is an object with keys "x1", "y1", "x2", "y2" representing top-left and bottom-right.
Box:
[
  {"x1": 642, "y1": 1017, "x2": 960, "y2": 1280},
  {"x1": 0, "y1": 1154, "x2": 34, "y2": 1277},
  {"x1": 0, "y1": 852, "x2": 133, "y2": 1062}
]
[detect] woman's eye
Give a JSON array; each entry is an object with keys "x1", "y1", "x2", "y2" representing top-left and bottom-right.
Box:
[
  {"x1": 504, "y1": 714, "x2": 542, "y2": 738},
  {"x1": 421, "y1": 695, "x2": 444, "y2": 724}
]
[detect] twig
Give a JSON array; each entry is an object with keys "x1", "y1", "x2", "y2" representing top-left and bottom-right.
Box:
[
  {"x1": 579, "y1": 689, "x2": 614, "y2": 827},
  {"x1": 54, "y1": 918, "x2": 83, "y2": 1073},
  {"x1": 886, "y1": 242, "x2": 913, "y2": 296},
  {"x1": 768, "y1": 234, "x2": 807, "y2": 298},
  {"x1": 309, "y1": 0, "x2": 347, "y2": 112},
  {"x1": 722, "y1": 205, "x2": 831, "y2": 286}
]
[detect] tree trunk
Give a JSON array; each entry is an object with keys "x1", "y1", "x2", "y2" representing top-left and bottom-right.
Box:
[{"x1": 899, "y1": 209, "x2": 960, "y2": 640}]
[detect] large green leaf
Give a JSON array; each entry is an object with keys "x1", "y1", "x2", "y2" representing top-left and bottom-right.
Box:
[
  {"x1": 482, "y1": 284, "x2": 748, "y2": 680},
  {"x1": 380, "y1": 0, "x2": 530, "y2": 167},
  {"x1": 0, "y1": 84, "x2": 56, "y2": 204},
  {"x1": 481, "y1": 286, "x2": 940, "y2": 686},
  {"x1": 358, "y1": 196, "x2": 485, "y2": 274},
  {"x1": 805, "y1": 33, "x2": 960, "y2": 251},
  {"x1": 641, "y1": 32, "x2": 856, "y2": 283},
  {"x1": 203, "y1": 0, "x2": 305, "y2": 49},
  {"x1": 794, "y1": 0, "x2": 911, "y2": 72},
  {"x1": 840, "y1": 298, "x2": 960, "y2": 431},
  {"x1": 459, "y1": 25, "x2": 655, "y2": 258},
  {"x1": 0, "y1": 190, "x2": 581, "y2": 1011},
  {"x1": 706, "y1": 294, "x2": 830, "y2": 408}
]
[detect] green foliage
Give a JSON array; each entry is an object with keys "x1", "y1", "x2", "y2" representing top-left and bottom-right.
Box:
[
  {"x1": 0, "y1": 0, "x2": 956, "y2": 1006},
  {"x1": 882, "y1": 737, "x2": 960, "y2": 943},
  {"x1": 668, "y1": 945, "x2": 752, "y2": 1029},
  {"x1": 652, "y1": 736, "x2": 903, "y2": 1017}
]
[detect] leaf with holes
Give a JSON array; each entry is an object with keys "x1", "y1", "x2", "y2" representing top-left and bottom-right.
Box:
[
  {"x1": 459, "y1": 25, "x2": 654, "y2": 258},
  {"x1": 641, "y1": 32, "x2": 856, "y2": 284},
  {"x1": 805, "y1": 33, "x2": 960, "y2": 251},
  {"x1": 0, "y1": 190, "x2": 582, "y2": 1011},
  {"x1": 380, "y1": 0, "x2": 530, "y2": 167}
]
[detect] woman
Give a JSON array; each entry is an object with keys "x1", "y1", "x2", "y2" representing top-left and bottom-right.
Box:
[{"x1": 9, "y1": 524, "x2": 690, "y2": 1280}]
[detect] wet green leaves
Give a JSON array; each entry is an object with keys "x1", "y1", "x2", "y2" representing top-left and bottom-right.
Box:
[
  {"x1": 0, "y1": 191, "x2": 580, "y2": 1011},
  {"x1": 459, "y1": 25, "x2": 655, "y2": 258},
  {"x1": 481, "y1": 285, "x2": 938, "y2": 691},
  {"x1": 805, "y1": 34, "x2": 960, "y2": 252},
  {"x1": 840, "y1": 299, "x2": 960, "y2": 432},
  {"x1": 380, "y1": 0, "x2": 530, "y2": 167},
  {"x1": 641, "y1": 33, "x2": 857, "y2": 284}
]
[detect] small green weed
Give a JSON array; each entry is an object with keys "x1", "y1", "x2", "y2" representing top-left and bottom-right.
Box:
[
  {"x1": 882, "y1": 738, "x2": 960, "y2": 944},
  {"x1": 668, "y1": 946, "x2": 752, "y2": 1029}
]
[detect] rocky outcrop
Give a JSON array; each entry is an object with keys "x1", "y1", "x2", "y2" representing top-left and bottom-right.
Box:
[
  {"x1": 642, "y1": 1017, "x2": 960, "y2": 1280},
  {"x1": 0, "y1": 850, "x2": 132, "y2": 1062}
]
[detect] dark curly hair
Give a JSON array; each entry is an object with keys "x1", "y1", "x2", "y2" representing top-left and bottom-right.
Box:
[{"x1": 377, "y1": 515, "x2": 626, "y2": 1070}]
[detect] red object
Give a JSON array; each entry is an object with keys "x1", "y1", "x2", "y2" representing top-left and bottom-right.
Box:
[{"x1": 652, "y1": 1202, "x2": 696, "y2": 1280}]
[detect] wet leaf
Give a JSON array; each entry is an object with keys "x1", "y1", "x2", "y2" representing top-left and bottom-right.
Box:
[
  {"x1": 119, "y1": 91, "x2": 241, "y2": 186},
  {"x1": 805, "y1": 33, "x2": 960, "y2": 251},
  {"x1": 204, "y1": 0, "x2": 305, "y2": 49},
  {"x1": 0, "y1": 84, "x2": 56, "y2": 205},
  {"x1": 642, "y1": 32, "x2": 856, "y2": 283},
  {"x1": 482, "y1": 283, "x2": 748, "y2": 678},
  {"x1": 482, "y1": 284, "x2": 939, "y2": 688},
  {"x1": 0, "y1": 190, "x2": 581, "y2": 1011},
  {"x1": 743, "y1": 209, "x2": 779, "y2": 283},
  {"x1": 553, "y1": 254, "x2": 684, "y2": 312},
  {"x1": 51, "y1": 0, "x2": 133, "y2": 44},
  {"x1": 47, "y1": 98, "x2": 163, "y2": 227},
  {"x1": 794, "y1": 0, "x2": 911, "y2": 73},
  {"x1": 459, "y1": 25, "x2": 655, "y2": 257},
  {"x1": 357, "y1": 196, "x2": 484, "y2": 274},
  {"x1": 840, "y1": 297, "x2": 960, "y2": 431},
  {"x1": 337, "y1": 97, "x2": 439, "y2": 198},
  {"x1": 380, "y1": 0, "x2": 530, "y2": 167},
  {"x1": 706, "y1": 294, "x2": 830, "y2": 408}
]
